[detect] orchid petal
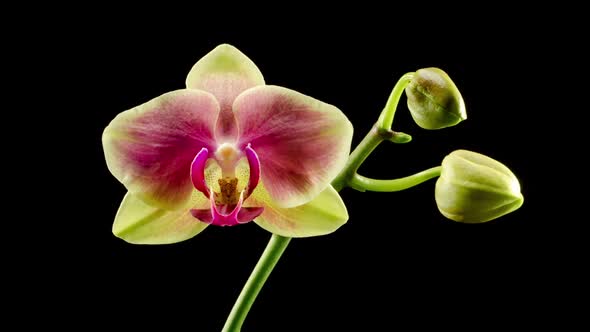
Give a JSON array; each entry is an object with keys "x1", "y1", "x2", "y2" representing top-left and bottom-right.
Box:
[
  {"x1": 234, "y1": 85, "x2": 353, "y2": 208},
  {"x1": 113, "y1": 192, "x2": 209, "y2": 244},
  {"x1": 186, "y1": 44, "x2": 265, "y2": 140},
  {"x1": 103, "y1": 89, "x2": 219, "y2": 210},
  {"x1": 251, "y1": 184, "x2": 348, "y2": 237}
]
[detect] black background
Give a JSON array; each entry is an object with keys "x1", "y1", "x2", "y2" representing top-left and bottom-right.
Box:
[{"x1": 31, "y1": 9, "x2": 579, "y2": 331}]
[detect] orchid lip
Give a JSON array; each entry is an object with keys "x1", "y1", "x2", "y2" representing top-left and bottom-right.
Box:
[
  {"x1": 191, "y1": 190, "x2": 264, "y2": 226},
  {"x1": 189, "y1": 143, "x2": 263, "y2": 226},
  {"x1": 211, "y1": 190, "x2": 244, "y2": 226}
]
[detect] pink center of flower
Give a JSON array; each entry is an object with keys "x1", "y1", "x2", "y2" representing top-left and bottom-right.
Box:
[{"x1": 189, "y1": 143, "x2": 263, "y2": 226}]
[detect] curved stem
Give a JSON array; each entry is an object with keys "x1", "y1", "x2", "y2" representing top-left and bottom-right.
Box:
[
  {"x1": 222, "y1": 234, "x2": 291, "y2": 332},
  {"x1": 331, "y1": 126, "x2": 383, "y2": 191},
  {"x1": 350, "y1": 166, "x2": 442, "y2": 192},
  {"x1": 334, "y1": 72, "x2": 414, "y2": 192},
  {"x1": 378, "y1": 72, "x2": 414, "y2": 131}
]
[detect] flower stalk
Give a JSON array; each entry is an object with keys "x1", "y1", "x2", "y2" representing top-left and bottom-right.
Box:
[{"x1": 221, "y1": 235, "x2": 291, "y2": 332}]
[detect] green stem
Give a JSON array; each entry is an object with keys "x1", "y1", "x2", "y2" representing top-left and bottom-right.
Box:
[
  {"x1": 349, "y1": 166, "x2": 442, "y2": 192},
  {"x1": 378, "y1": 72, "x2": 414, "y2": 131},
  {"x1": 331, "y1": 126, "x2": 383, "y2": 191},
  {"x1": 221, "y1": 234, "x2": 291, "y2": 332}
]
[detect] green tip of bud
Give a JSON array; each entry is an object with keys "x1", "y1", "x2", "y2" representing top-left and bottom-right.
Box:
[
  {"x1": 405, "y1": 68, "x2": 467, "y2": 130},
  {"x1": 435, "y1": 150, "x2": 524, "y2": 223}
]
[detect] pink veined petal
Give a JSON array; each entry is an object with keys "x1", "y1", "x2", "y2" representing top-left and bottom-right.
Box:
[
  {"x1": 190, "y1": 147, "x2": 211, "y2": 198},
  {"x1": 234, "y1": 85, "x2": 354, "y2": 208},
  {"x1": 103, "y1": 89, "x2": 219, "y2": 209},
  {"x1": 185, "y1": 44, "x2": 265, "y2": 141},
  {"x1": 244, "y1": 144, "x2": 260, "y2": 199}
]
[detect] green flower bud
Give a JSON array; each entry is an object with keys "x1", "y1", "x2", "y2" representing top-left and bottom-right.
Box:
[
  {"x1": 435, "y1": 150, "x2": 523, "y2": 223},
  {"x1": 405, "y1": 68, "x2": 467, "y2": 129}
]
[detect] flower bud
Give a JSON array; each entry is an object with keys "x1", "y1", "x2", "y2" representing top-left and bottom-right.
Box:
[
  {"x1": 405, "y1": 68, "x2": 466, "y2": 129},
  {"x1": 435, "y1": 150, "x2": 523, "y2": 223}
]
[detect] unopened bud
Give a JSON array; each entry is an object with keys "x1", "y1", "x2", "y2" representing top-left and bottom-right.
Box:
[
  {"x1": 405, "y1": 68, "x2": 466, "y2": 129},
  {"x1": 435, "y1": 150, "x2": 523, "y2": 223}
]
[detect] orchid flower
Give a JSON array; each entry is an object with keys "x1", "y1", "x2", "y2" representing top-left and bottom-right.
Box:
[
  {"x1": 103, "y1": 44, "x2": 353, "y2": 244},
  {"x1": 103, "y1": 50, "x2": 524, "y2": 331}
]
